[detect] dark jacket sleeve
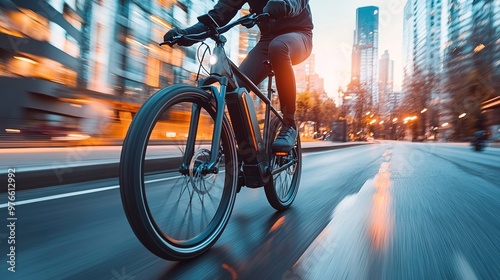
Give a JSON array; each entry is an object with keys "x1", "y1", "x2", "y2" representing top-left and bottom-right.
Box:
[
  {"x1": 283, "y1": 0, "x2": 309, "y2": 18},
  {"x1": 207, "y1": 0, "x2": 247, "y2": 26}
]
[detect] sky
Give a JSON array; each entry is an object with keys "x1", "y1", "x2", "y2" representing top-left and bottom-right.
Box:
[{"x1": 308, "y1": 0, "x2": 405, "y2": 98}]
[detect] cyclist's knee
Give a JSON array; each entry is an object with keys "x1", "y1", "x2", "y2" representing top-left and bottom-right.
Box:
[{"x1": 269, "y1": 39, "x2": 290, "y2": 61}]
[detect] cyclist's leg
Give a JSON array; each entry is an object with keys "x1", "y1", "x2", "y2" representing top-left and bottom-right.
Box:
[
  {"x1": 268, "y1": 31, "x2": 313, "y2": 124},
  {"x1": 237, "y1": 39, "x2": 270, "y2": 89}
]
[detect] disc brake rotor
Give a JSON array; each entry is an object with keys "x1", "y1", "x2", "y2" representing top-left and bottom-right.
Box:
[{"x1": 188, "y1": 148, "x2": 217, "y2": 194}]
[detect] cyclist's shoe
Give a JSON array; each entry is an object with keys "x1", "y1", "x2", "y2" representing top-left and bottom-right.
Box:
[{"x1": 272, "y1": 124, "x2": 297, "y2": 152}]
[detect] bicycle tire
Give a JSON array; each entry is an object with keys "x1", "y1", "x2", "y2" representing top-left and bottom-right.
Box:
[
  {"x1": 264, "y1": 117, "x2": 302, "y2": 211},
  {"x1": 119, "y1": 84, "x2": 238, "y2": 260}
]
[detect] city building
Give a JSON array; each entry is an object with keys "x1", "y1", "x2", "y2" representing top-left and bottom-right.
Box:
[
  {"x1": 351, "y1": 6, "x2": 379, "y2": 106},
  {"x1": 0, "y1": 0, "x2": 327, "y2": 141},
  {"x1": 402, "y1": 0, "x2": 443, "y2": 90},
  {"x1": 444, "y1": 0, "x2": 474, "y2": 88},
  {"x1": 470, "y1": 0, "x2": 499, "y2": 96},
  {"x1": 237, "y1": 6, "x2": 259, "y2": 66},
  {"x1": 402, "y1": 0, "x2": 445, "y2": 138},
  {"x1": 379, "y1": 50, "x2": 394, "y2": 118},
  {"x1": 294, "y1": 54, "x2": 325, "y2": 95},
  {"x1": 481, "y1": 96, "x2": 500, "y2": 141},
  {"x1": 0, "y1": 0, "x2": 226, "y2": 139},
  {"x1": 0, "y1": 0, "x2": 88, "y2": 137},
  {"x1": 443, "y1": 0, "x2": 499, "y2": 138},
  {"x1": 389, "y1": 91, "x2": 402, "y2": 114},
  {"x1": 402, "y1": 0, "x2": 413, "y2": 97},
  {"x1": 402, "y1": 0, "x2": 499, "y2": 139},
  {"x1": 411, "y1": 0, "x2": 443, "y2": 75}
]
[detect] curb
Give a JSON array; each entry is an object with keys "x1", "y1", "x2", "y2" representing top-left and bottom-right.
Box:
[{"x1": 1, "y1": 143, "x2": 370, "y2": 192}]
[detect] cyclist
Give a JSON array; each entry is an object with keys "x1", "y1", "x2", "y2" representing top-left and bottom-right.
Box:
[{"x1": 164, "y1": 0, "x2": 313, "y2": 152}]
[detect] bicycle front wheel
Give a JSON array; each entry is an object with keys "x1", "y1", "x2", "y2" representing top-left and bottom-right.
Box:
[
  {"x1": 264, "y1": 117, "x2": 302, "y2": 211},
  {"x1": 119, "y1": 85, "x2": 238, "y2": 260}
]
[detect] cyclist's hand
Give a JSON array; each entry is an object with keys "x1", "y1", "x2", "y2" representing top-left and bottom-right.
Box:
[
  {"x1": 263, "y1": 0, "x2": 287, "y2": 20},
  {"x1": 163, "y1": 27, "x2": 197, "y2": 46}
]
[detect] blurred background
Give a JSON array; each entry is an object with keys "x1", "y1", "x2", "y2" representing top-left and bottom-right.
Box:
[
  {"x1": 0, "y1": 0, "x2": 499, "y2": 147},
  {"x1": 0, "y1": 0, "x2": 228, "y2": 146}
]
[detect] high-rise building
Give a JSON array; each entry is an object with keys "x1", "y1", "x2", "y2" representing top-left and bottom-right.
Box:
[
  {"x1": 443, "y1": 0, "x2": 500, "y2": 137},
  {"x1": 83, "y1": 0, "x2": 217, "y2": 99},
  {"x1": 379, "y1": 50, "x2": 394, "y2": 117},
  {"x1": 444, "y1": 0, "x2": 499, "y2": 99},
  {"x1": 403, "y1": 0, "x2": 443, "y2": 80},
  {"x1": 237, "y1": 6, "x2": 259, "y2": 66},
  {"x1": 493, "y1": 0, "x2": 500, "y2": 92},
  {"x1": 389, "y1": 91, "x2": 403, "y2": 114},
  {"x1": 351, "y1": 6, "x2": 379, "y2": 105},
  {"x1": 0, "y1": 0, "x2": 226, "y2": 139},
  {"x1": 402, "y1": 0, "x2": 414, "y2": 96},
  {"x1": 403, "y1": 0, "x2": 499, "y2": 138},
  {"x1": 402, "y1": 0, "x2": 445, "y2": 137},
  {"x1": 0, "y1": 0, "x2": 87, "y2": 136},
  {"x1": 294, "y1": 54, "x2": 325, "y2": 94},
  {"x1": 470, "y1": 0, "x2": 499, "y2": 95},
  {"x1": 445, "y1": 0, "x2": 473, "y2": 79}
]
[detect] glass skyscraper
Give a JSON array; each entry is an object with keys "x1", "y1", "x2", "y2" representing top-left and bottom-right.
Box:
[{"x1": 351, "y1": 6, "x2": 379, "y2": 106}]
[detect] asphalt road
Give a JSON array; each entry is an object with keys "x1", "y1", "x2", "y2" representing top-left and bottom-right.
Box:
[
  {"x1": 0, "y1": 141, "x2": 366, "y2": 190},
  {"x1": 0, "y1": 141, "x2": 499, "y2": 279}
]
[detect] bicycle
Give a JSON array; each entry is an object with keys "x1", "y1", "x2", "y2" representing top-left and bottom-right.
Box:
[{"x1": 119, "y1": 13, "x2": 301, "y2": 261}]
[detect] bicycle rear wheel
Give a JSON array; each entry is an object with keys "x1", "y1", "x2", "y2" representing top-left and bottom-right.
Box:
[
  {"x1": 264, "y1": 117, "x2": 302, "y2": 211},
  {"x1": 119, "y1": 85, "x2": 238, "y2": 260}
]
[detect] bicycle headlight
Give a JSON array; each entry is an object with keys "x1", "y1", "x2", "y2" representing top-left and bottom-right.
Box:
[{"x1": 208, "y1": 54, "x2": 218, "y2": 66}]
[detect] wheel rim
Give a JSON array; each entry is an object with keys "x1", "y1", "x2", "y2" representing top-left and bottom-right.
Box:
[
  {"x1": 140, "y1": 98, "x2": 234, "y2": 248},
  {"x1": 271, "y1": 143, "x2": 299, "y2": 202}
]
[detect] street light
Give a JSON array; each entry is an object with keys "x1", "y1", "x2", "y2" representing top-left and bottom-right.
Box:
[
  {"x1": 473, "y1": 43, "x2": 485, "y2": 53},
  {"x1": 457, "y1": 113, "x2": 467, "y2": 140}
]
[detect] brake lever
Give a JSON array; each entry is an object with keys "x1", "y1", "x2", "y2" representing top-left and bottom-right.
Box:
[
  {"x1": 159, "y1": 41, "x2": 172, "y2": 46},
  {"x1": 258, "y1": 13, "x2": 270, "y2": 20},
  {"x1": 159, "y1": 35, "x2": 183, "y2": 47}
]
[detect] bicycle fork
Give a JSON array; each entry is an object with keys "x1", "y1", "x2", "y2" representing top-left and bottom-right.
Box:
[{"x1": 179, "y1": 83, "x2": 227, "y2": 176}]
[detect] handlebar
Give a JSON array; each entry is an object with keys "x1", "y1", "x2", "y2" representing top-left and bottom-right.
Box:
[{"x1": 160, "y1": 13, "x2": 270, "y2": 47}]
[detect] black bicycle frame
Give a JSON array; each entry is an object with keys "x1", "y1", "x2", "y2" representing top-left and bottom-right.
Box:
[{"x1": 182, "y1": 39, "x2": 283, "y2": 181}]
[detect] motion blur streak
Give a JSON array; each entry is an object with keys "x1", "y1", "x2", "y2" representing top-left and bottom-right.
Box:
[
  {"x1": 221, "y1": 263, "x2": 238, "y2": 280},
  {"x1": 369, "y1": 160, "x2": 393, "y2": 252},
  {"x1": 0, "y1": 176, "x2": 178, "y2": 208},
  {"x1": 290, "y1": 150, "x2": 394, "y2": 279},
  {"x1": 269, "y1": 216, "x2": 286, "y2": 233},
  {"x1": 454, "y1": 252, "x2": 479, "y2": 280},
  {"x1": 0, "y1": 185, "x2": 118, "y2": 208}
]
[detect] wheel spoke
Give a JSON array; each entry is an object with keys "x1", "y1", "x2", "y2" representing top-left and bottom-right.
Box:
[{"x1": 264, "y1": 119, "x2": 301, "y2": 210}]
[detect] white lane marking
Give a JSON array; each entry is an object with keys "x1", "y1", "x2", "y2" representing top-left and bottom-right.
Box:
[{"x1": 0, "y1": 176, "x2": 180, "y2": 208}]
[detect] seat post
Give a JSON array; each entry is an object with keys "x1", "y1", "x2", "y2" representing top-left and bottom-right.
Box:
[
  {"x1": 262, "y1": 60, "x2": 276, "y2": 155},
  {"x1": 263, "y1": 60, "x2": 275, "y2": 100}
]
